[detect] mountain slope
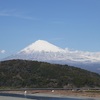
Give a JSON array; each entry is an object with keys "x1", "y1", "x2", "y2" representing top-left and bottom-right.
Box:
[
  {"x1": 3, "y1": 40, "x2": 100, "y2": 74},
  {"x1": 19, "y1": 40, "x2": 65, "y2": 53},
  {"x1": 0, "y1": 59, "x2": 100, "y2": 88}
]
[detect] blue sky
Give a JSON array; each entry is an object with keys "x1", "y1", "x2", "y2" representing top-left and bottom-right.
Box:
[{"x1": 0, "y1": 0, "x2": 100, "y2": 59}]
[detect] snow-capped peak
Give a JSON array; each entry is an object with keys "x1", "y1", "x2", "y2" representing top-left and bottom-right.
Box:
[
  {"x1": 3, "y1": 40, "x2": 100, "y2": 74},
  {"x1": 19, "y1": 40, "x2": 65, "y2": 54}
]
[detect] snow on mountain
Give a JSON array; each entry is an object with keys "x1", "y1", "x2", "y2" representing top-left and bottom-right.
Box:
[
  {"x1": 3, "y1": 40, "x2": 100, "y2": 74},
  {"x1": 18, "y1": 40, "x2": 65, "y2": 54},
  {"x1": 16, "y1": 40, "x2": 100, "y2": 63}
]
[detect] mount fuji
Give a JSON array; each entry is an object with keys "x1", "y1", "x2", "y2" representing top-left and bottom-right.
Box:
[{"x1": 3, "y1": 40, "x2": 100, "y2": 74}]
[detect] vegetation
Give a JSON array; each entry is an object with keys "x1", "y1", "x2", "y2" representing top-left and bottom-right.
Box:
[{"x1": 0, "y1": 59, "x2": 100, "y2": 88}]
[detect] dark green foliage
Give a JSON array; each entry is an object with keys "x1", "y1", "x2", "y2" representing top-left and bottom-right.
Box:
[{"x1": 0, "y1": 59, "x2": 100, "y2": 88}]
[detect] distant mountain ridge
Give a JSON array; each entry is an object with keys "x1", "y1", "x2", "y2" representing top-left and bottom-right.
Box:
[{"x1": 3, "y1": 40, "x2": 100, "y2": 74}]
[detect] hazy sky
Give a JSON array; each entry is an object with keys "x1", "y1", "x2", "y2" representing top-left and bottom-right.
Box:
[{"x1": 0, "y1": 0, "x2": 100, "y2": 59}]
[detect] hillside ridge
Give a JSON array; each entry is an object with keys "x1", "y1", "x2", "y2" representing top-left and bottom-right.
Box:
[{"x1": 0, "y1": 59, "x2": 100, "y2": 88}]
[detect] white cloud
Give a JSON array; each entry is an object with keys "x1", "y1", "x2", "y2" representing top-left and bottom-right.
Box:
[
  {"x1": 0, "y1": 9, "x2": 37, "y2": 20},
  {"x1": 0, "y1": 9, "x2": 16, "y2": 16},
  {"x1": 0, "y1": 50, "x2": 6, "y2": 54}
]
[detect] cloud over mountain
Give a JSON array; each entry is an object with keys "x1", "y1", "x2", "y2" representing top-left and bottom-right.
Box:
[{"x1": 0, "y1": 50, "x2": 6, "y2": 54}]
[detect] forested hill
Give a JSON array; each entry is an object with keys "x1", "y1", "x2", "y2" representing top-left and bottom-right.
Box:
[{"x1": 0, "y1": 59, "x2": 100, "y2": 88}]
